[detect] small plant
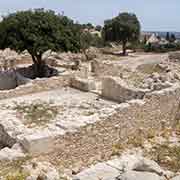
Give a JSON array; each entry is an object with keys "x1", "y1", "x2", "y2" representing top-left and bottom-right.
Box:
[
  {"x1": 13, "y1": 101, "x2": 59, "y2": 127},
  {"x1": 126, "y1": 135, "x2": 145, "y2": 148},
  {"x1": 6, "y1": 171, "x2": 28, "y2": 180},
  {"x1": 0, "y1": 156, "x2": 31, "y2": 179},
  {"x1": 147, "y1": 128, "x2": 157, "y2": 139},
  {"x1": 111, "y1": 143, "x2": 124, "y2": 156},
  {"x1": 149, "y1": 143, "x2": 180, "y2": 172}
]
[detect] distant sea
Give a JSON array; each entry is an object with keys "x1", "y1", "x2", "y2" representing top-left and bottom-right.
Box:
[{"x1": 143, "y1": 31, "x2": 180, "y2": 40}]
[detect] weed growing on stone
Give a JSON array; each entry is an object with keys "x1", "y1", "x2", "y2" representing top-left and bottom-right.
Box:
[
  {"x1": 5, "y1": 171, "x2": 29, "y2": 180},
  {"x1": 148, "y1": 143, "x2": 180, "y2": 172},
  {"x1": 13, "y1": 101, "x2": 59, "y2": 127},
  {"x1": 0, "y1": 156, "x2": 31, "y2": 179}
]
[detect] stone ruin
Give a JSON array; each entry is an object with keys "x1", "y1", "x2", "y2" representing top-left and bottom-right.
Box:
[{"x1": 0, "y1": 51, "x2": 180, "y2": 179}]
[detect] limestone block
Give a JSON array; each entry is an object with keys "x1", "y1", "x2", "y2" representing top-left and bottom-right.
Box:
[
  {"x1": 20, "y1": 132, "x2": 55, "y2": 155},
  {"x1": 0, "y1": 70, "x2": 17, "y2": 90},
  {"x1": 118, "y1": 171, "x2": 161, "y2": 180},
  {"x1": 23, "y1": 161, "x2": 59, "y2": 180},
  {"x1": 0, "y1": 147, "x2": 25, "y2": 161},
  {"x1": 102, "y1": 76, "x2": 149, "y2": 103},
  {"x1": 73, "y1": 163, "x2": 120, "y2": 180},
  {"x1": 132, "y1": 158, "x2": 164, "y2": 176},
  {"x1": 71, "y1": 77, "x2": 96, "y2": 92}
]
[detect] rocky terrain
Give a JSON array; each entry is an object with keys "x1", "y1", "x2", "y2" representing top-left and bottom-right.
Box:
[{"x1": 0, "y1": 49, "x2": 180, "y2": 179}]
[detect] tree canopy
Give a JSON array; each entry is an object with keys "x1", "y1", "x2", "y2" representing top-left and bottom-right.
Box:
[
  {"x1": 0, "y1": 9, "x2": 81, "y2": 77},
  {"x1": 103, "y1": 12, "x2": 141, "y2": 55}
]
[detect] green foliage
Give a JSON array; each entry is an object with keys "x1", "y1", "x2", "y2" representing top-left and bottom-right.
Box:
[
  {"x1": 91, "y1": 34, "x2": 104, "y2": 48},
  {"x1": 103, "y1": 12, "x2": 141, "y2": 55},
  {"x1": 95, "y1": 25, "x2": 102, "y2": 32},
  {"x1": 144, "y1": 42, "x2": 180, "y2": 53},
  {"x1": 81, "y1": 23, "x2": 94, "y2": 30},
  {"x1": 0, "y1": 9, "x2": 81, "y2": 77},
  {"x1": 80, "y1": 31, "x2": 104, "y2": 59},
  {"x1": 80, "y1": 31, "x2": 93, "y2": 53}
]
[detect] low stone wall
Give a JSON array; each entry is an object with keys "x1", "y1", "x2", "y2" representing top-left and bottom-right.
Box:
[
  {"x1": 0, "y1": 70, "x2": 17, "y2": 90},
  {"x1": 71, "y1": 77, "x2": 96, "y2": 92},
  {"x1": 0, "y1": 75, "x2": 70, "y2": 100},
  {"x1": 102, "y1": 76, "x2": 150, "y2": 103},
  {"x1": 41, "y1": 83, "x2": 180, "y2": 167}
]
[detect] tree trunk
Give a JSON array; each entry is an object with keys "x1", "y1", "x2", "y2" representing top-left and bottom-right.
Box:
[
  {"x1": 122, "y1": 41, "x2": 127, "y2": 56},
  {"x1": 31, "y1": 54, "x2": 45, "y2": 78}
]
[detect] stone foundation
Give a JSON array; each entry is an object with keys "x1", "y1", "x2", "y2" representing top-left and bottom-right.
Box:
[
  {"x1": 102, "y1": 76, "x2": 150, "y2": 102},
  {"x1": 22, "y1": 84, "x2": 180, "y2": 166},
  {"x1": 71, "y1": 77, "x2": 96, "y2": 92},
  {"x1": 0, "y1": 75, "x2": 179, "y2": 168},
  {"x1": 0, "y1": 74, "x2": 70, "y2": 100}
]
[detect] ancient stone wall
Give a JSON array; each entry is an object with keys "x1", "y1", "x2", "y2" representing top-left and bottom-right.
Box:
[
  {"x1": 102, "y1": 76, "x2": 150, "y2": 103},
  {"x1": 0, "y1": 71, "x2": 17, "y2": 90},
  {"x1": 41, "y1": 84, "x2": 180, "y2": 167},
  {"x1": 0, "y1": 75, "x2": 70, "y2": 100}
]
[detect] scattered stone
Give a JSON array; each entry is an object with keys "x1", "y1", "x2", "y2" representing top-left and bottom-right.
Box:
[
  {"x1": 0, "y1": 147, "x2": 25, "y2": 161},
  {"x1": 23, "y1": 161, "x2": 59, "y2": 180},
  {"x1": 132, "y1": 158, "x2": 164, "y2": 176},
  {"x1": 117, "y1": 171, "x2": 161, "y2": 180},
  {"x1": 73, "y1": 163, "x2": 120, "y2": 180},
  {"x1": 171, "y1": 175, "x2": 180, "y2": 180}
]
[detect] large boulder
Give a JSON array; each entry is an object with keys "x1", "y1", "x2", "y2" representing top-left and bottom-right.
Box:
[
  {"x1": 73, "y1": 163, "x2": 120, "y2": 180},
  {"x1": 71, "y1": 77, "x2": 96, "y2": 92},
  {"x1": 0, "y1": 70, "x2": 17, "y2": 90},
  {"x1": 0, "y1": 70, "x2": 31, "y2": 90},
  {"x1": 0, "y1": 146, "x2": 25, "y2": 161},
  {"x1": 132, "y1": 158, "x2": 164, "y2": 176}
]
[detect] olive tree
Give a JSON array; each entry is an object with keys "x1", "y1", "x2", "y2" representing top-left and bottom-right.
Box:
[
  {"x1": 0, "y1": 9, "x2": 81, "y2": 77},
  {"x1": 103, "y1": 12, "x2": 140, "y2": 55}
]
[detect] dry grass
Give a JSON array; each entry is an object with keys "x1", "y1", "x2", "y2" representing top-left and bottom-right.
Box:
[
  {"x1": 111, "y1": 122, "x2": 180, "y2": 172},
  {"x1": 0, "y1": 156, "x2": 31, "y2": 179},
  {"x1": 13, "y1": 101, "x2": 59, "y2": 127},
  {"x1": 137, "y1": 64, "x2": 165, "y2": 75},
  {"x1": 5, "y1": 171, "x2": 29, "y2": 180},
  {"x1": 148, "y1": 143, "x2": 180, "y2": 172},
  {"x1": 125, "y1": 73, "x2": 146, "y2": 87}
]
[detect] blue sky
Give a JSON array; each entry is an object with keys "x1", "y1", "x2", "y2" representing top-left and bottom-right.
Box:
[{"x1": 0, "y1": 0, "x2": 179, "y2": 32}]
